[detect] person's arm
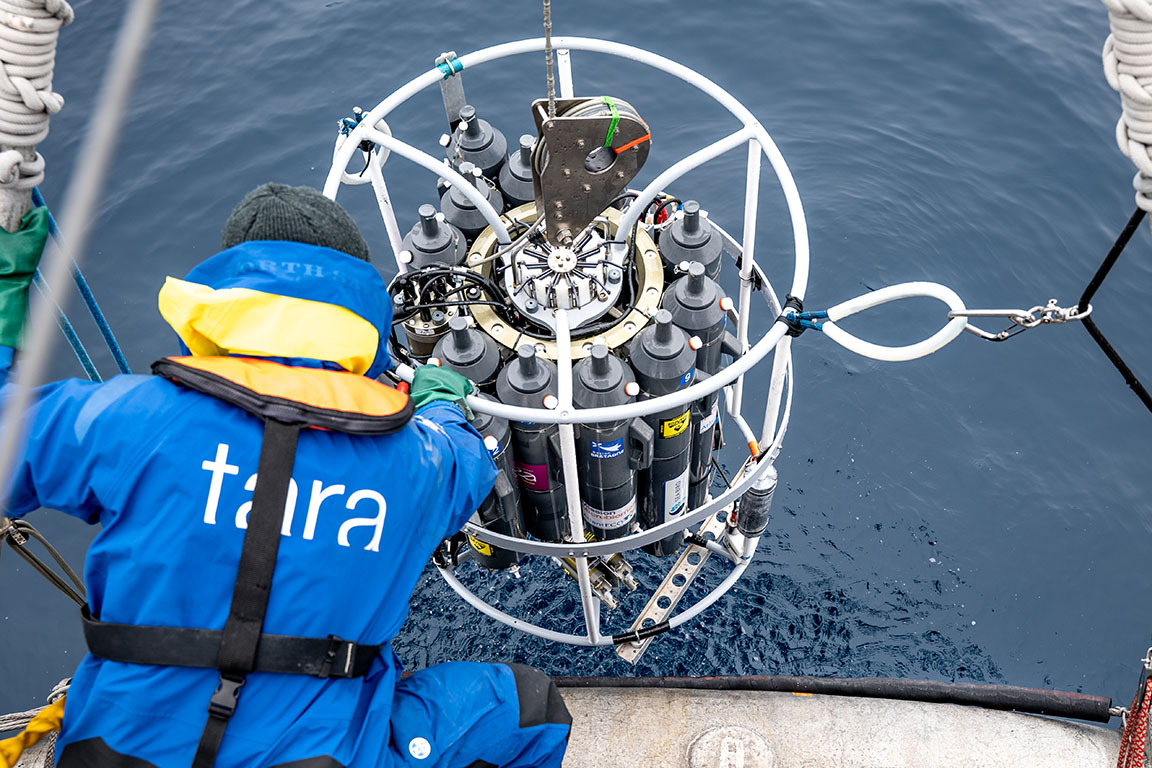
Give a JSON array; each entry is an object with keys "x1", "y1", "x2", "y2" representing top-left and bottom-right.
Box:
[
  {"x1": 2, "y1": 377, "x2": 113, "y2": 523},
  {"x1": 409, "y1": 365, "x2": 497, "y2": 535}
]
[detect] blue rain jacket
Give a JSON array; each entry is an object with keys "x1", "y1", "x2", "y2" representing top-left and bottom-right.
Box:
[{"x1": 2, "y1": 242, "x2": 498, "y2": 767}]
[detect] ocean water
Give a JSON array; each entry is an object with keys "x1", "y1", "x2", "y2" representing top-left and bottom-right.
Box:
[{"x1": 3, "y1": 0, "x2": 1151, "y2": 721}]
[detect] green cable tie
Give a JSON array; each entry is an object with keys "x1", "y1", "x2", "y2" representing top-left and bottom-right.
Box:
[{"x1": 601, "y1": 96, "x2": 620, "y2": 148}]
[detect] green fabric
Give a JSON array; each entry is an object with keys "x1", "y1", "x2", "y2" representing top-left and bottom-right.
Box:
[
  {"x1": 0, "y1": 206, "x2": 50, "y2": 348},
  {"x1": 410, "y1": 364, "x2": 474, "y2": 417}
]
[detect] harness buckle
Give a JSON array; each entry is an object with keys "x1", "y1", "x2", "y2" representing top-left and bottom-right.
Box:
[
  {"x1": 208, "y1": 675, "x2": 245, "y2": 719},
  {"x1": 319, "y1": 635, "x2": 354, "y2": 679}
]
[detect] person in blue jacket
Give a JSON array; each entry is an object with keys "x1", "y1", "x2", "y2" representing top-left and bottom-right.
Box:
[{"x1": 0, "y1": 184, "x2": 571, "y2": 768}]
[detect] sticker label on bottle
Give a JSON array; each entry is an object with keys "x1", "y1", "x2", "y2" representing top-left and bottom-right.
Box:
[
  {"x1": 590, "y1": 438, "x2": 625, "y2": 459},
  {"x1": 663, "y1": 467, "x2": 690, "y2": 519},
  {"x1": 660, "y1": 409, "x2": 691, "y2": 439},
  {"x1": 467, "y1": 535, "x2": 493, "y2": 557},
  {"x1": 698, "y1": 405, "x2": 718, "y2": 434},
  {"x1": 679, "y1": 368, "x2": 695, "y2": 388},
  {"x1": 514, "y1": 462, "x2": 550, "y2": 491},
  {"x1": 483, "y1": 435, "x2": 504, "y2": 460},
  {"x1": 581, "y1": 495, "x2": 637, "y2": 531}
]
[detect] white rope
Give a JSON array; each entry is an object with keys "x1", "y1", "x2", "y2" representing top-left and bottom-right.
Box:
[
  {"x1": 0, "y1": 706, "x2": 39, "y2": 732},
  {"x1": 1102, "y1": 0, "x2": 1152, "y2": 214},
  {"x1": 0, "y1": 0, "x2": 71, "y2": 190},
  {"x1": 790, "y1": 282, "x2": 970, "y2": 362}
]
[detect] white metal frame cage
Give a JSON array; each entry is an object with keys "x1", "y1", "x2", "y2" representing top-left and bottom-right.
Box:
[{"x1": 322, "y1": 37, "x2": 810, "y2": 650}]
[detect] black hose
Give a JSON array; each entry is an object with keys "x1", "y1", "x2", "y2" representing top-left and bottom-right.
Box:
[{"x1": 552, "y1": 675, "x2": 1114, "y2": 723}]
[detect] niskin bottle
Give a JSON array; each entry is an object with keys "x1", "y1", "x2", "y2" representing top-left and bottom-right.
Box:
[
  {"x1": 572, "y1": 344, "x2": 653, "y2": 540},
  {"x1": 661, "y1": 261, "x2": 730, "y2": 508},
  {"x1": 496, "y1": 345, "x2": 567, "y2": 542},
  {"x1": 628, "y1": 310, "x2": 699, "y2": 556},
  {"x1": 467, "y1": 402, "x2": 526, "y2": 569},
  {"x1": 446, "y1": 104, "x2": 508, "y2": 181},
  {"x1": 401, "y1": 203, "x2": 467, "y2": 269},
  {"x1": 657, "y1": 200, "x2": 724, "y2": 281},
  {"x1": 432, "y1": 316, "x2": 502, "y2": 393},
  {"x1": 498, "y1": 134, "x2": 536, "y2": 210},
  {"x1": 440, "y1": 161, "x2": 505, "y2": 241}
]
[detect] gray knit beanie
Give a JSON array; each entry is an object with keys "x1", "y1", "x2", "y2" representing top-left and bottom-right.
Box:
[{"x1": 221, "y1": 183, "x2": 371, "y2": 262}]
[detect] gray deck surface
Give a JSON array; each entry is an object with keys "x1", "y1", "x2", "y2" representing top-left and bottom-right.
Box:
[{"x1": 561, "y1": 688, "x2": 1119, "y2": 767}]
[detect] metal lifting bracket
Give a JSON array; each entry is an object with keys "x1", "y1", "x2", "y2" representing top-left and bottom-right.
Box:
[
  {"x1": 530, "y1": 97, "x2": 650, "y2": 246},
  {"x1": 615, "y1": 499, "x2": 734, "y2": 664}
]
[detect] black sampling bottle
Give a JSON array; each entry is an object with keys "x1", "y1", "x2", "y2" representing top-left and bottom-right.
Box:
[
  {"x1": 572, "y1": 344, "x2": 653, "y2": 540},
  {"x1": 446, "y1": 104, "x2": 508, "y2": 181},
  {"x1": 466, "y1": 399, "x2": 526, "y2": 569},
  {"x1": 401, "y1": 203, "x2": 467, "y2": 269},
  {"x1": 496, "y1": 345, "x2": 567, "y2": 542},
  {"x1": 662, "y1": 261, "x2": 730, "y2": 508},
  {"x1": 629, "y1": 310, "x2": 699, "y2": 556},
  {"x1": 440, "y1": 161, "x2": 505, "y2": 241},
  {"x1": 432, "y1": 316, "x2": 503, "y2": 394},
  {"x1": 657, "y1": 200, "x2": 724, "y2": 281},
  {"x1": 498, "y1": 134, "x2": 536, "y2": 210}
]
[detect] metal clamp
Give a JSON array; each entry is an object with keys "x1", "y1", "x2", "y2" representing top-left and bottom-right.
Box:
[
  {"x1": 951, "y1": 299, "x2": 1092, "y2": 342},
  {"x1": 333, "y1": 108, "x2": 392, "y2": 185},
  {"x1": 0, "y1": 515, "x2": 23, "y2": 545}
]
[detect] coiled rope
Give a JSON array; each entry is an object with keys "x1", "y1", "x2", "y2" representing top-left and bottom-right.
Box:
[
  {"x1": 1103, "y1": 0, "x2": 1152, "y2": 214},
  {"x1": 0, "y1": 0, "x2": 72, "y2": 191}
]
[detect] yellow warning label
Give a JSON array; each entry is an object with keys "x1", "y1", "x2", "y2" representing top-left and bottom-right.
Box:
[
  {"x1": 467, "y1": 535, "x2": 493, "y2": 557},
  {"x1": 660, "y1": 409, "x2": 691, "y2": 439}
]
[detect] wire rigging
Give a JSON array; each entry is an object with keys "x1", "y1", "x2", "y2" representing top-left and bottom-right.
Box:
[{"x1": 1076, "y1": 206, "x2": 1152, "y2": 414}]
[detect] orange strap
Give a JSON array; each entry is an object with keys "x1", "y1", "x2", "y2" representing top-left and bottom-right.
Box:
[
  {"x1": 614, "y1": 133, "x2": 651, "y2": 154},
  {"x1": 162, "y1": 356, "x2": 409, "y2": 418}
]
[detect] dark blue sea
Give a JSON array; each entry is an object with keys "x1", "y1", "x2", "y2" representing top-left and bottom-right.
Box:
[{"x1": 4, "y1": 0, "x2": 1151, "y2": 722}]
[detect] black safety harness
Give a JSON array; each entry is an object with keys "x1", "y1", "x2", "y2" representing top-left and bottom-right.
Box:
[{"x1": 79, "y1": 356, "x2": 413, "y2": 768}]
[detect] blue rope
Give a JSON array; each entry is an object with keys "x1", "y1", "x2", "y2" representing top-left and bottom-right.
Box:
[
  {"x1": 31, "y1": 270, "x2": 101, "y2": 382},
  {"x1": 32, "y1": 188, "x2": 131, "y2": 374},
  {"x1": 783, "y1": 309, "x2": 828, "y2": 332}
]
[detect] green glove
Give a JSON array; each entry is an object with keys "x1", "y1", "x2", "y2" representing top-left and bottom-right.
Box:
[
  {"x1": 0, "y1": 206, "x2": 50, "y2": 348},
  {"x1": 410, "y1": 364, "x2": 474, "y2": 417}
]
